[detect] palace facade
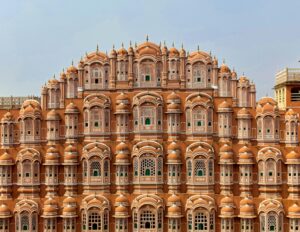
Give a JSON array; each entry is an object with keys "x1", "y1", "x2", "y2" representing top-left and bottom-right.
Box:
[{"x1": 0, "y1": 39, "x2": 299, "y2": 232}]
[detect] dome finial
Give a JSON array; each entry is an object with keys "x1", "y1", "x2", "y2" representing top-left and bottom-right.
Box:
[
  {"x1": 135, "y1": 42, "x2": 137, "y2": 48},
  {"x1": 172, "y1": 42, "x2": 175, "y2": 47},
  {"x1": 96, "y1": 44, "x2": 99, "y2": 53},
  {"x1": 146, "y1": 34, "x2": 149, "y2": 42},
  {"x1": 164, "y1": 40, "x2": 166, "y2": 47},
  {"x1": 243, "y1": 72, "x2": 245, "y2": 76},
  {"x1": 85, "y1": 51, "x2": 88, "y2": 57},
  {"x1": 121, "y1": 42, "x2": 124, "y2": 48},
  {"x1": 181, "y1": 43, "x2": 184, "y2": 49},
  {"x1": 71, "y1": 60, "x2": 74, "y2": 66},
  {"x1": 209, "y1": 50, "x2": 212, "y2": 56},
  {"x1": 197, "y1": 45, "x2": 200, "y2": 52},
  {"x1": 129, "y1": 40, "x2": 132, "y2": 47},
  {"x1": 223, "y1": 58, "x2": 226, "y2": 64},
  {"x1": 53, "y1": 74, "x2": 56, "y2": 79},
  {"x1": 159, "y1": 41, "x2": 161, "y2": 47},
  {"x1": 113, "y1": 44, "x2": 115, "y2": 50}
]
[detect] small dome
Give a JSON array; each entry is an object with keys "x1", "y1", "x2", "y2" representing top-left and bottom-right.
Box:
[
  {"x1": 115, "y1": 204, "x2": 128, "y2": 213},
  {"x1": 231, "y1": 70, "x2": 237, "y2": 79},
  {"x1": 220, "y1": 143, "x2": 233, "y2": 153},
  {"x1": 66, "y1": 64, "x2": 78, "y2": 74},
  {"x1": 167, "y1": 102, "x2": 181, "y2": 111},
  {"x1": 240, "y1": 197, "x2": 254, "y2": 206},
  {"x1": 117, "y1": 46, "x2": 128, "y2": 56},
  {"x1": 239, "y1": 146, "x2": 252, "y2": 154},
  {"x1": 237, "y1": 108, "x2": 251, "y2": 116},
  {"x1": 257, "y1": 97, "x2": 276, "y2": 106},
  {"x1": 239, "y1": 76, "x2": 249, "y2": 84},
  {"x1": 116, "y1": 103, "x2": 129, "y2": 111},
  {"x1": 62, "y1": 204, "x2": 76, "y2": 215},
  {"x1": 167, "y1": 151, "x2": 181, "y2": 162},
  {"x1": 60, "y1": 71, "x2": 66, "y2": 80},
  {"x1": 218, "y1": 101, "x2": 231, "y2": 109},
  {"x1": 220, "y1": 206, "x2": 235, "y2": 216},
  {"x1": 116, "y1": 92, "x2": 129, "y2": 102},
  {"x1": 1, "y1": 112, "x2": 13, "y2": 122},
  {"x1": 286, "y1": 150, "x2": 300, "y2": 161},
  {"x1": 63, "y1": 196, "x2": 77, "y2": 206},
  {"x1": 43, "y1": 205, "x2": 57, "y2": 214},
  {"x1": 219, "y1": 63, "x2": 231, "y2": 74},
  {"x1": 240, "y1": 204, "x2": 255, "y2": 215},
  {"x1": 168, "y1": 46, "x2": 179, "y2": 57},
  {"x1": 45, "y1": 147, "x2": 60, "y2": 163},
  {"x1": 180, "y1": 47, "x2": 186, "y2": 57},
  {"x1": 220, "y1": 196, "x2": 234, "y2": 206},
  {"x1": 116, "y1": 142, "x2": 129, "y2": 153},
  {"x1": 48, "y1": 77, "x2": 59, "y2": 86},
  {"x1": 167, "y1": 204, "x2": 181, "y2": 215},
  {"x1": 262, "y1": 102, "x2": 274, "y2": 113},
  {"x1": 167, "y1": 141, "x2": 181, "y2": 152},
  {"x1": 289, "y1": 203, "x2": 300, "y2": 214},
  {"x1": 65, "y1": 144, "x2": 77, "y2": 153},
  {"x1": 167, "y1": 194, "x2": 181, "y2": 205},
  {"x1": 115, "y1": 194, "x2": 129, "y2": 206},
  {"x1": 0, "y1": 204, "x2": 10, "y2": 217},
  {"x1": 0, "y1": 152, "x2": 14, "y2": 164},
  {"x1": 286, "y1": 109, "x2": 298, "y2": 116},
  {"x1": 65, "y1": 103, "x2": 79, "y2": 114},
  {"x1": 167, "y1": 92, "x2": 180, "y2": 103},
  {"x1": 110, "y1": 47, "x2": 117, "y2": 57},
  {"x1": 47, "y1": 109, "x2": 60, "y2": 120}
]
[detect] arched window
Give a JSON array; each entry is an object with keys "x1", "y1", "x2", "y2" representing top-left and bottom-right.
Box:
[
  {"x1": 14, "y1": 200, "x2": 39, "y2": 232},
  {"x1": 140, "y1": 158, "x2": 155, "y2": 176},
  {"x1": 21, "y1": 214, "x2": 29, "y2": 231},
  {"x1": 195, "y1": 160, "x2": 206, "y2": 177},
  {"x1": 186, "y1": 142, "x2": 215, "y2": 193},
  {"x1": 132, "y1": 195, "x2": 164, "y2": 232},
  {"x1": 186, "y1": 195, "x2": 216, "y2": 232},
  {"x1": 258, "y1": 200, "x2": 284, "y2": 232},
  {"x1": 132, "y1": 92, "x2": 163, "y2": 134},
  {"x1": 132, "y1": 141, "x2": 163, "y2": 192},
  {"x1": 82, "y1": 143, "x2": 111, "y2": 194},
  {"x1": 81, "y1": 195, "x2": 110, "y2": 232},
  {"x1": 83, "y1": 94, "x2": 111, "y2": 137},
  {"x1": 185, "y1": 93, "x2": 213, "y2": 135},
  {"x1": 90, "y1": 161, "x2": 101, "y2": 177},
  {"x1": 257, "y1": 147, "x2": 282, "y2": 187}
]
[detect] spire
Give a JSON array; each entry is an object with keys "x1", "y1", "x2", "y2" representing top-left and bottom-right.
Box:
[
  {"x1": 135, "y1": 42, "x2": 137, "y2": 48},
  {"x1": 129, "y1": 40, "x2": 132, "y2": 47},
  {"x1": 181, "y1": 43, "x2": 184, "y2": 49},
  {"x1": 164, "y1": 40, "x2": 166, "y2": 47}
]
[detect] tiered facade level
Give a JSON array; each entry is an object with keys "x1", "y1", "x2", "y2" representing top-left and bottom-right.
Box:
[{"x1": 0, "y1": 39, "x2": 299, "y2": 232}]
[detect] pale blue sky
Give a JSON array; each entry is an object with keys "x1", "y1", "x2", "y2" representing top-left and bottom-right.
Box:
[{"x1": 0, "y1": 0, "x2": 299, "y2": 98}]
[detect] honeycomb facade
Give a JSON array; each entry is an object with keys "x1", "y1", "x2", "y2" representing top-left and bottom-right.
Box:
[{"x1": 0, "y1": 40, "x2": 299, "y2": 232}]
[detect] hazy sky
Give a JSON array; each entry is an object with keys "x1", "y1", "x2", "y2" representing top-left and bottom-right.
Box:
[{"x1": 0, "y1": 0, "x2": 299, "y2": 98}]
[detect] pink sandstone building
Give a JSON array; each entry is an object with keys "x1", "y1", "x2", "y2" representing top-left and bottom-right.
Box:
[{"x1": 0, "y1": 39, "x2": 298, "y2": 232}]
